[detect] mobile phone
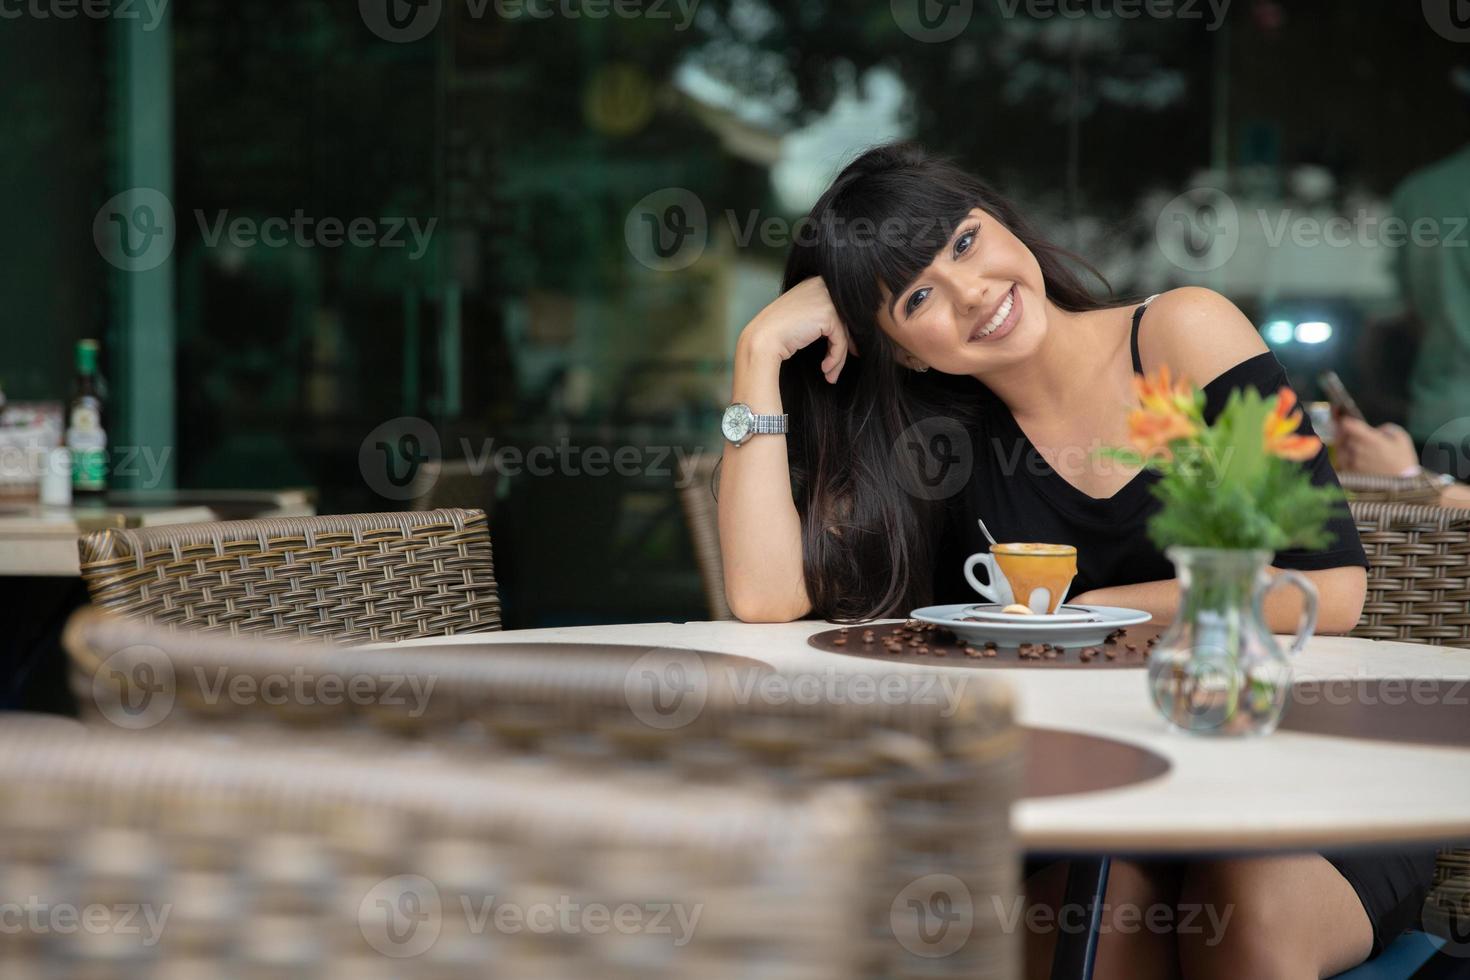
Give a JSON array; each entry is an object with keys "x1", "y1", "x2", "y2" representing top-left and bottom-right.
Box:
[{"x1": 1318, "y1": 371, "x2": 1365, "y2": 422}]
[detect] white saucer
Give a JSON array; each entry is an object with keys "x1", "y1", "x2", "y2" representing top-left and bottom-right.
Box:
[
  {"x1": 960, "y1": 603, "x2": 1098, "y2": 624},
  {"x1": 910, "y1": 603, "x2": 1153, "y2": 648}
]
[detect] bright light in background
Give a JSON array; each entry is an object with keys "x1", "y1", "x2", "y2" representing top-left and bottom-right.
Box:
[
  {"x1": 1263, "y1": 320, "x2": 1294, "y2": 345},
  {"x1": 1294, "y1": 321, "x2": 1333, "y2": 344}
]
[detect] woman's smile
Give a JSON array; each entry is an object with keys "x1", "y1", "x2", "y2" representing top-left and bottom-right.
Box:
[{"x1": 967, "y1": 283, "x2": 1021, "y2": 343}]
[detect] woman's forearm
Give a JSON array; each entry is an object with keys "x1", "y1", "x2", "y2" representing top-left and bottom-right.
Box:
[
  {"x1": 716, "y1": 333, "x2": 812, "y2": 622},
  {"x1": 1073, "y1": 565, "x2": 1366, "y2": 635}
]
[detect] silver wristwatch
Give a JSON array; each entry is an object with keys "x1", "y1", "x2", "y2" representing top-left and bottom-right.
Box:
[{"x1": 721, "y1": 403, "x2": 788, "y2": 446}]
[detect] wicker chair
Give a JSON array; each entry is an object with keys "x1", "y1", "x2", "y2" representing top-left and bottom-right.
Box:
[
  {"x1": 76, "y1": 508, "x2": 500, "y2": 643},
  {"x1": 1348, "y1": 499, "x2": 1470, "y2": 950},
  {"x1": 66, "y1": 610, "x2": 1023, "y2": 980},
  {"x1": 0, "y1": 717, "x2": 876, "y2": 979},
  {"x1": 1339, "y1": 471, "x2": 1445, "y2": 506},
  {"x1": 678, "y1": 453, "x2": 733, "y2": 620}
]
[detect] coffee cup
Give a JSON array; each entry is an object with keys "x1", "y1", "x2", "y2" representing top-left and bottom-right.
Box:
[{"x1": 964, "y1": 543, "x2": 1078, "y2": 614}]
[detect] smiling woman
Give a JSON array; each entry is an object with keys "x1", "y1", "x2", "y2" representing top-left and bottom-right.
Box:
[
  {"x1": 718, "y1": 142, "x2": 1114, "y2": 623},
  {"x1": 714, "y1": 141, "x2": 1419, "y2": 979}
]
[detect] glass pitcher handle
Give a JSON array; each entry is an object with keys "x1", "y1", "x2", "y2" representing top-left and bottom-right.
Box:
[{"x1": 1256, "y1": 569, "x2": 1319, "y2": 655}]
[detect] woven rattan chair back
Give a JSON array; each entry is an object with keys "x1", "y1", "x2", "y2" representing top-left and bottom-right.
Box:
[
  {"x1": 76, "y1": 508, "x2": 500, "y2": 643},
  {"x1": 678, "y1": 453, "x2": 733, "y2": 620},
  {"x1": 0, "y1": 718, "x2": 876, "y2": 979},
  {"x1": 1349, "y1": 500, "x2": 1470, "y2": 648},
  {"x1": 1340, "y1": 471, "x2": 1445, "y2": 506},
  {"x1": 1348, "y1": 499, "x2": 1470, "y2": 945},
  {"x1": 66, "y1": 611, "x2": 1022, "y2": 980}
]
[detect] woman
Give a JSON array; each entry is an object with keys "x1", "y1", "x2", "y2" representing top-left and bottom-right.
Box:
[{"x1": 717, "y1": 142, "x2": 1435, "y2": 978}]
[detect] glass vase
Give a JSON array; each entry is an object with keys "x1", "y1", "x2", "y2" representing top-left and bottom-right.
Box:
[{"x1": 1147, "y1": 547, "x2": 1318, "y2": 736}]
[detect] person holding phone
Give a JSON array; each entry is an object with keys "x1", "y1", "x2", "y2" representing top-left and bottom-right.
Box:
[{"x1": 1334, "y1": 414, "x2": 1470, "y2": 507}]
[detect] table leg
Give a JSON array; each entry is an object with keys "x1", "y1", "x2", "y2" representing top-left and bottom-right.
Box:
[{"x1": 1048, "y1": 856, "x2": 1110, "y2": 980}]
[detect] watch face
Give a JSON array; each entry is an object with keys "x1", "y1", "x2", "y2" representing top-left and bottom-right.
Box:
[{"x1": 722, "y1": 404, "x2": 753, "y2": 443}]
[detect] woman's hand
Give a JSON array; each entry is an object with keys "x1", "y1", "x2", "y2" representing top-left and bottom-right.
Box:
[
  {"x1": 738, "y1": 277, "x2": 858, "y2": 384},
  {"x1": 1334, "y1": 416, "x2": 1419, "y2": 476}
]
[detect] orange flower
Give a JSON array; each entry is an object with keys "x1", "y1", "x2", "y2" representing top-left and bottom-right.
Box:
[
  {"x1": 1262, "y1": 387, "x2": 1321, "y2": 461},
  {"x1": 1127, "y1": 366, "x2": 1199, "y2": 459}
]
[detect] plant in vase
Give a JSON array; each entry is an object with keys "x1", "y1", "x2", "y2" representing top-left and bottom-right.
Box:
[{"x1": 1100, "y1": 367, "x2": 1344, "y2": 735}]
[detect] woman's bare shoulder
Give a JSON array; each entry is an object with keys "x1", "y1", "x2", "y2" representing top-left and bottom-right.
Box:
[{"x1": 1135, "y1": 286, "x2": 1268, "y2": 387}]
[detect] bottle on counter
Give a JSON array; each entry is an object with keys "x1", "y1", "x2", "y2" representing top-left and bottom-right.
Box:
[{"x1": 66, "y1": 338, "x2": 108, "y2": 498}]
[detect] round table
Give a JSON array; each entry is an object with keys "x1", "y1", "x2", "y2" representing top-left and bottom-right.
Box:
[{"x1": 374, "y1": 620, "x2": 1470, "y2": 856}]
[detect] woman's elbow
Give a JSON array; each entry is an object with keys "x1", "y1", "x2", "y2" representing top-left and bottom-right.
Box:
[
  {"x1": 1313, "y1": 566, "x2": 1367, "y2": 634},
  {"x1": 724, "y1": 584, "x2": 810, "y2": 624}
]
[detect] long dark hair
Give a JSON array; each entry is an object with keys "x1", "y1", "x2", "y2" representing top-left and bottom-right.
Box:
[{"x1": 781, "y1": 141, "x2": 1111, "y2": 622}]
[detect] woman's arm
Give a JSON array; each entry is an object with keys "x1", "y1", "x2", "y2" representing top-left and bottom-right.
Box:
[
  {"x1": 1072, "y1": 565, "x2": 1367, "y2": 635},
  {"x1": 718, "y1": 278, "x2": 857, "y2": 623}
]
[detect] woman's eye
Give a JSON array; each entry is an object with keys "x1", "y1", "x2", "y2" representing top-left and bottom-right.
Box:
[
  {"x1": 955, "y1": 227, "x2": 977, "y2": 257},
  {"x1": 905, "y1": 288, "x2": 930, "y2": 316}
]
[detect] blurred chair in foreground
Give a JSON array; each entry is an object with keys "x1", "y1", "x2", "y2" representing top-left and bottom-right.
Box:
[
  {"x1": 77, "y1": 508, "x2": 500, "y2": 642},
  {"x1": 1347, "y1": 499, "x2": 1470, "y2": 957},
  {"x1": 0, "y1": 718, "x2": 874, "y2": 979},
  {"x1": 677, "y1": 453, "x2": 733, "y2": 620},
  {"x1": 67, "y1": 610, "x2": 1023, "y2": 980}
]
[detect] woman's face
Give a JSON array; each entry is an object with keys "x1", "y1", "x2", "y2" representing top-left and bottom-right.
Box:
[{"x1": 873, "y1": 208, "x2": 1048, "y2": 375}]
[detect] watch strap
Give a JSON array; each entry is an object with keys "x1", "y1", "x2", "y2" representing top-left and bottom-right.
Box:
[{"x1": 751, "y1": 413, "x2": 788, "y2": 435}]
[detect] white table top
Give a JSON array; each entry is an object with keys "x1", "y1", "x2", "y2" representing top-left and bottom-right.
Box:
[
  {"x1": 377, "y1": 620, "x2": 1470, "y2": 856},
  {"x1": 0, "y1": 491, "x2": 316, "y2": 576}
]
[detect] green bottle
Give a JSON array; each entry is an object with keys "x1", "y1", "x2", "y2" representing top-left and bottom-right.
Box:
[{"x1": 67, "y1": 339, "x2": 108, "y2": 496}]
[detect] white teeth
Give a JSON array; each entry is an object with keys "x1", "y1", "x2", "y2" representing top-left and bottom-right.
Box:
[{"x1": 974, "y1": 289, "x2": 1014, "y2": 339}]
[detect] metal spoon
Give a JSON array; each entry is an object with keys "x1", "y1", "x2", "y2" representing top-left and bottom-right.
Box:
[{"x1": 976, "y1": 517, "x2": 998, "y2": 547}]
